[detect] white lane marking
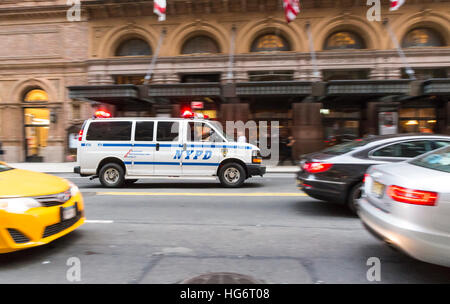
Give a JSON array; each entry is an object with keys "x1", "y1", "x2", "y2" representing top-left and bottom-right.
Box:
[{"x1": 85, "y1": 220, "x2": 114, "y2": 224}]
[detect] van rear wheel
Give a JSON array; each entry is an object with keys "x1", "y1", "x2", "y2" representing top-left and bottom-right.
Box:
[
  {"x1": 218, "y1": 163, "x2": 246, "y2": 188},
  {"x1": 99, "y1": 163, "x2": 125, "y2": 188}
]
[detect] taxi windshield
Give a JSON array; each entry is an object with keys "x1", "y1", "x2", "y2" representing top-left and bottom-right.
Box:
[{"x1": 0, "y1": 164, "x2": 13, "y2": 173}]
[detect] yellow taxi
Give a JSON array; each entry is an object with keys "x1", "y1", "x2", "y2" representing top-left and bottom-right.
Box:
[{"x1": 0, "y1": 162, "x2": 85, "y2": 253}]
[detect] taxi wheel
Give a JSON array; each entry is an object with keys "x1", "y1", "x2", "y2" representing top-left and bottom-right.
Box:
[
  {"x1": 99, "y1": 163, "x2": 125, "y2": 188},
  {"x1": 218, "y1": 163, "x2": 246, "y2": 188},
  {"x1": 347, "y1": 182, "x2": 363, "y2": 214}
]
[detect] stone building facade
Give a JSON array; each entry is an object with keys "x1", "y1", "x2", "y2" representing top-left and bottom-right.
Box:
[{"x1": 0, "y1": 0, "x2": 449, "y2": 162}]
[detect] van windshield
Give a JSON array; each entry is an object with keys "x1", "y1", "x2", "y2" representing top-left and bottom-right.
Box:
[{"x1": 209, "y1": 121, "x2": 233, "y2": 142}]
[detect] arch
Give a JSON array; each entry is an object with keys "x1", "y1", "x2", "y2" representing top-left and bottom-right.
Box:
[
  {"x1": 314, "y1": 15, "x2": 381, "y2": 51},
  {"x1": 9, "y1": 78, "x2": 57, "y2": 103},
  {"x1": 236, "y1": 18, "x2": 304, "y2": 53},
  {"x1": 23, "y1": 89, "x2": 49, "y2": 102},
  {"x1": 389, "y1": 12, "x2": 450, "y2": 49},
  {"x1": 181, "y1": 35, "x2": 221, "y2": 54},
  {"x1": 97, "y1": 24, "x2": 158, "y2": 58},
  {"x1": 115, "y1": 38, "x2": 152, "y2": 56},
  {"x1": 168, "y1": 21, "x2": 229, "y2": 56}
]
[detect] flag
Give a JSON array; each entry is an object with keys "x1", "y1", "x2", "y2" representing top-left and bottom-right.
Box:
[
  {"x1": 283, "y1": 0, "x2": 300, "y2": 23},
  {"x1": 154, "y1": 0, "x2": 166, "y2": 21},
  {"x1": 390, "y1": 0, "x2": 405, "y2": 11}
]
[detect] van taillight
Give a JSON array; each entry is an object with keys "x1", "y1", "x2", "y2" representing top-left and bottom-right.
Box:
[
  {"x1": 303, "y1": 162, "x2": 333, "y2": 174},
  {"x1": 387, "y1": 185, "x2": 437, "y2": 206},
  {"x1": 78, "y1": 129, "x2": 83, "y2": 141}
]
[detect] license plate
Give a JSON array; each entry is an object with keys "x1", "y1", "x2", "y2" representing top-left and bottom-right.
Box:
[
  {"x1": 371, "y1": 181, "x2": 385, "y2": 198},
  {"x1": 62, "y1": 206, "x2": 76, "y2": 221}
]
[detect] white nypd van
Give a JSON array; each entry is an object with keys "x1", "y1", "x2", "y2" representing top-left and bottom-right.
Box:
[{"x1": 74, "y1": 115, "x2": 265, "y2": 188}]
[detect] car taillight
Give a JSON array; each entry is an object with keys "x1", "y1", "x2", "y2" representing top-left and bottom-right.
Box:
[
  {"x1": 387, "y1": 185, "x2": 438, "y2": 206},
  {"x1": 303, "y1": 162, "x2": 333, "y2": 173},
  {"x1": 363, "y1": 173, "x2": 370, "y2": 183}
]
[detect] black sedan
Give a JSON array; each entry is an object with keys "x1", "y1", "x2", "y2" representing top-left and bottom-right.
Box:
[{"x1": 296, "y1": 134, "x2": 450, "y2": 213}]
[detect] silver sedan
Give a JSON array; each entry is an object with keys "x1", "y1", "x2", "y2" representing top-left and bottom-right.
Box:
[{"x1": 358, "y1": 146, "x2": 450, "y2": 267}]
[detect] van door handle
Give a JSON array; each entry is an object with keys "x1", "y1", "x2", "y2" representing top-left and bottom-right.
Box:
[{"x1": 156, "y1": 143, "x2": 160, "y2": 151}]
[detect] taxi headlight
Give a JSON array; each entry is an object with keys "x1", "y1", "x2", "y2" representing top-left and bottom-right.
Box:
[
  {"x1": 0, "y1": 198, "x2": 42, "y2": 214},
  {"x1": 69, "y1": 182, "x2": 79, "y2": 197}
]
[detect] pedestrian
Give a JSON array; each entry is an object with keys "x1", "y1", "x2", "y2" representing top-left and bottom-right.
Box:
[{"x1": 279, "y1": 133, "x2": 296, "y2": 165}]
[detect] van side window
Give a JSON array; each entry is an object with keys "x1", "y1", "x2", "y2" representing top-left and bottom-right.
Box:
[
  {"x1": 187, "y1": 122, "x2": 217, "y2": 142},
  {"x1": 86, "y1": 121, "x2": 132, "y2": 141},
  {"x1": 156, "y1": 121, "x2": 179, "y2": 142},
  {"x1": 135, "y1": 121, "x2": 155, "y2": 141}
]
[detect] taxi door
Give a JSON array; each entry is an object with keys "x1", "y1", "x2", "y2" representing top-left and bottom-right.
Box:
[
  {"x1": 181, "y1": 121, "x2": 223, "y2": 176},
  {"x1": 154, "y1": 120, "x2": 183, "y2": 175}
]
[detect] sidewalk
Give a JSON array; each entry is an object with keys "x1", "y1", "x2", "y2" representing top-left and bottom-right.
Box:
[{"x1": 8, "y1": 162, "x2": 299, "y2": 174}]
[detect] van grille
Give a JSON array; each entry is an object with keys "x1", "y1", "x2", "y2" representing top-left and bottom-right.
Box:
[{"x1": 7, "y1": 228, "x2": 30, "y2": 244}]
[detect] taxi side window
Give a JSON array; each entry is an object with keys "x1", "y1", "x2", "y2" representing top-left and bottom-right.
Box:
[
  {"x1": 135, "y1": 121, "x2": 154, "y2": 141},
  {"x1": 157, "y1": 121, "x2": 179, "y2": 142},
  {"x1": 86, "y1": 121, "x2": 132, "y2": 141},
  {"x1": 187, "y1": 122, "x2": 218, "y2": 142}
]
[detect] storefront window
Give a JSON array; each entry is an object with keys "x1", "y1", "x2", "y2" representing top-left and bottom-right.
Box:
[
  {"x1": 322, "y1": 109, "x2": 361, "y2": 145},
  {"x1": 399, "y1": 107, "x2": 437, "y2": 133}
]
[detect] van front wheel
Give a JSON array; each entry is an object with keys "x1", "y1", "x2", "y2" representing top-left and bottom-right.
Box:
[
  {"x1": 99, "y1": 163, "x2": 125, "y2": 188},
  {"x1": 218, "y1": 163, "x2": 246, "y2": 188}
]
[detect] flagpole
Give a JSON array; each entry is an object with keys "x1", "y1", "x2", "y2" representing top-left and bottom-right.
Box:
[
  {"x1": 383, "y1": 18, "x2": 415, "y2": 80},
  {"x1": 144, "y1": 27, "x2": 167, "y2": 85},
  {"x1": 227, "y1": 25, "x2": 237, "y2": 83},
  {"x1": 305, "y1": 21, "x2": 320, "y2": 81}
]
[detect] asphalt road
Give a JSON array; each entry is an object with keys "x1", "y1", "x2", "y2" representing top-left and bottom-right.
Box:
[{"x1": 1, "y1": 174, "x2": 449, "y2": 284}]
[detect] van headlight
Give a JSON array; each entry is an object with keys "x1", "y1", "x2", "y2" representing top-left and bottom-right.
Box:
[{"x1": 0, "y1": 198, "x2": 42, "y2": 214}]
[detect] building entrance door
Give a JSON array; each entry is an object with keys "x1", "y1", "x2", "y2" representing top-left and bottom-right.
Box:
[{"x1": 24, "y1": 107, "x2": 50, "y2": 162}]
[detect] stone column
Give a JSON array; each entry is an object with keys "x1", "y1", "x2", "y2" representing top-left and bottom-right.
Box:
[
  {"x1": 365, "y1": 102, "x2": 379, "y2": 136},
  {"x1": 2, "y1": 104, "x2": 24, "y2": 162},
  {"x1": 292, "y1": 103, "x2": 324, "y2": 158},
  {"x1": 444, "y1": 101, "x2": 450, "y2": 135}
]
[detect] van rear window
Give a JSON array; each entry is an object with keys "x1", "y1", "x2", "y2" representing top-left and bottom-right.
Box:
[{"x1": 86, "y1": 121, "x2": 132, "y2": 141}]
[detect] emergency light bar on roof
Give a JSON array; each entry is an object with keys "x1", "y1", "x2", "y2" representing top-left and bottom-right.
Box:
[{"x1": 182, "y1": 110, "x2": 209, "y2": 119}]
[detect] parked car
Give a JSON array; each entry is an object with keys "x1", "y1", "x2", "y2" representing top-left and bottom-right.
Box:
[
  {"x1": 296, "y1": 134, "x2": 450, "y2": 213},
  {"x1": 358, "y1": 146, "x2": 450, "y2": 267},
  {"x1": 0, "y1": 162, "x2": 85, "y2": 254}
]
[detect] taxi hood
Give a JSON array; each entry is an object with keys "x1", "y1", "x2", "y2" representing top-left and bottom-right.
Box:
[{"x1": 0, "y1": 168, "x2": 70, "y2": 198}]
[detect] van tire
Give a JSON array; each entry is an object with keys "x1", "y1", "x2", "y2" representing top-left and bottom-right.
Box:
[
  {"x1": 218, "y1": 163, "x2": 246, "y2": 188},
  {"x1": 99, "y1": 163, "x2": 125, "y2": 188}
]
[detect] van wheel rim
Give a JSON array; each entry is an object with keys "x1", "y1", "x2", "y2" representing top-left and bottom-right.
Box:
[
  {"x1": 224, "y1": 168, "x2": 240, "y2": 183},
  {"x1": 105, "y1": 168, "x2": 119, "y2": 184}
]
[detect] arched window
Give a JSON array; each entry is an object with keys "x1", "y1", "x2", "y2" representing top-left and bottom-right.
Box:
[
  {"x1": 402, "y1": 28, "x2": 445, "y2": 48},
  {"x1": 181, "y1": 35, "x2": 220, "y2": 54},
  {"x1": 115, "y1": 38, "x2": 152, "y2": 56},
  {"x1": 24, "y1": 89, "x2": 48, "y2": 102},
  {"x1": 251, "y1": 33, "x2": 290, "y2": 52},
  {"x1": 324, "y1": 31, "x2": 366, "y2": 50}
]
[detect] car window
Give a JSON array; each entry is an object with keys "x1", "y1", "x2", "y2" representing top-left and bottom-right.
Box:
[
  {"x1": 0, "y1": 163, "x2": 12, "y2": 173},
  {"x1": 372, "y1": 141, "x2": 433, "y2": 158},
  {"x1": 135, "y1": 121, "x2": 154, "y2": 141},
  {"x1": 410, "y1": 146, "x2": 450, "y2": 173},
  {"x1": 322, "y1": 139, "x2": 369, "y2": 155},
  {"x1": 156, "y1": 121, "x2": 179, "y2": 142},
  {"x1": 433, "y1": 141, "x2": 450, "y2": 149},
  {"x1": 86, "y1": 121, "x2": 132, "y2": 141}
]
